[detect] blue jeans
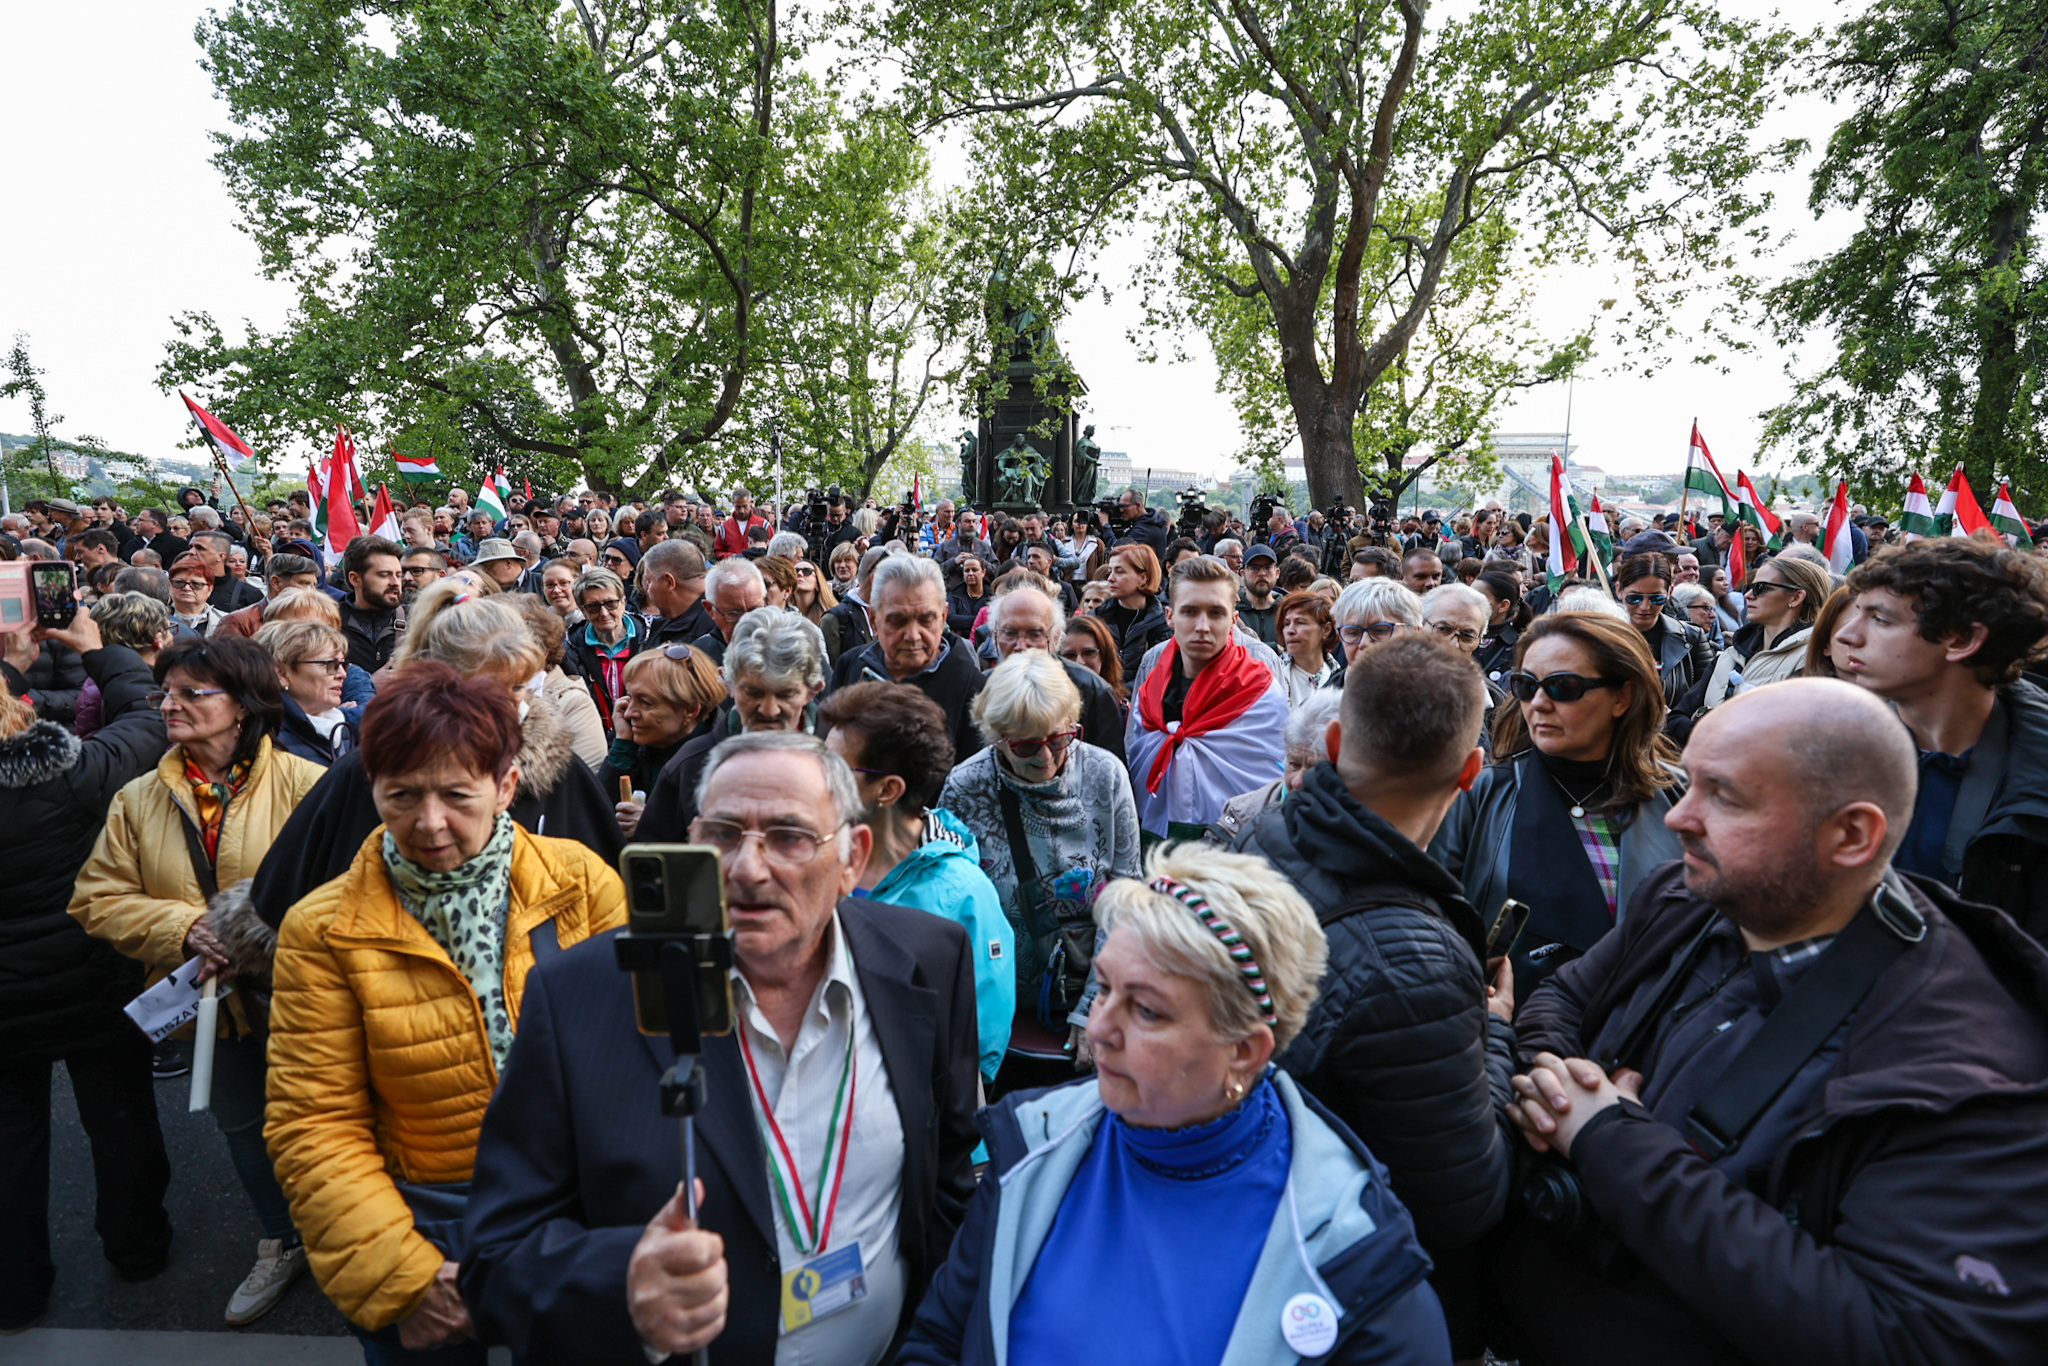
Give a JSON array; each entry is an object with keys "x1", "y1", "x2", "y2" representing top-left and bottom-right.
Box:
[{"x1": 207, "y1": 1031, "x2": 296, "y2": 1241}]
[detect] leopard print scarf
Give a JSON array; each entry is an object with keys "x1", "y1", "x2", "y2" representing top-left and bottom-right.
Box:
[{"x1": 383, "y1": 814, "x2": 518, "y2": 1069}]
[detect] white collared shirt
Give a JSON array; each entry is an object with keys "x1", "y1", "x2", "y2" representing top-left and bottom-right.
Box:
[{"x1": 731, "y1": 914, "x2": 905, "y2": 1366}]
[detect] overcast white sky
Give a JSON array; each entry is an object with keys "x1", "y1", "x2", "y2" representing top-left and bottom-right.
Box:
[{"x1": 2, "y1": 1, "x2": 1848, "y2": 485}]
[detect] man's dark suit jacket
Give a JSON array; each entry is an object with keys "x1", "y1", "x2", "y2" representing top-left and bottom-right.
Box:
[{"x1": 460, "y1": 898, "x2": 981, "y2": 1365}]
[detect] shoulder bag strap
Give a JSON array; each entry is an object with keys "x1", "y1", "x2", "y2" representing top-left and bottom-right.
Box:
[
  {"x1": 1684, "y1": 895, "x2": 1916, "y2": 1161},
  {"x1": 997, "y1": 781, "x2": 1042, "y2": 893},
  {"x1": 1318, "y1": 883, "x2": 1445, "y2": 929},
  {"x1": 175, "y1": 807, "x2": 221, "y2": 902}
]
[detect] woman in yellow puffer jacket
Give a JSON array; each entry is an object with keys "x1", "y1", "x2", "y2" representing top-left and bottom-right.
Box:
[
  {"x1": 263, "y1": 664, "x2": 627, "y2": 1362},
  {"x1": 68, "y1": 634, "x2": 325, "y2": 1327}
]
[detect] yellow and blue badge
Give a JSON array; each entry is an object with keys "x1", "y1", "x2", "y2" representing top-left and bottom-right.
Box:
[{"x1": 779, "y1": 1242, "x2": 867, "y2": 1334}]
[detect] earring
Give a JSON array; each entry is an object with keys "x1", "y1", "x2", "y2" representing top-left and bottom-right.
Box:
[{"x1": 1225, "y1": 1079, "x2": 1245, "y2": 1103}]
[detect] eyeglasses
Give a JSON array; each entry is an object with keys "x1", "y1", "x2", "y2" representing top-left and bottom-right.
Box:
[
  {"x1": 996, "y1": 627, "x2": 1051, "y2": 646},
  {"x1": 602, "y1": 553, "x2": 629, "y2": 566},
  {"x1": 148, "y1": 687, "x2": 229, "y2": 708},
  {"x1": 690, "y1": 818, "x2": 844, "y2": 866},
  {"x1": 402, "y1": 566, "x2": 438, "y2": 579},
  {"x1": 295, "y1": 659, "x2": 347, "y2": 676},
  {"x1": 847, "y1": 764, "x2": 892, "y2": 780},
  {"x1": 1337, "y1": 621, "x2": 1404, "y2": 646},
  {"x1": 1002, "y1": 727, "x2": 1080, "y2": 758},
  {"x1": 796, "y1": 566, "x2": 816, "y2": 578},
  {"x1": 661, "y1": 643, "x2": 694, "y2": 661},
  {"x1": 1508, "y1": 671, "x2": 1624, "y2": 704},
  {"x1": 583, "y1": 597, "x2": 623, "y2": 614},
  {"x1": 1623, "y1": 593, "x2": 1670, "y2": 607},
  {"x1": 170, "y1": 579, "x2": 211, "y2": 592},
  {"x1": 1745, "y1": 580, "x2": 1795, "y2": 596},
  {"x1": 1427, "y1": 622, "x2": 1482, "y2": 646}
]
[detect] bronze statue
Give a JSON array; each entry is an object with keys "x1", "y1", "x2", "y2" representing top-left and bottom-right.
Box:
[
  {"x1": 997, "y1": 433, "x2": 1051, "y2": 507},
  {"x1": 958, "y1": 428, "x2": 979, "y2": 505},
  {"x1": 1073, "y1": 423, "x2": 1102, "y2": 506}
]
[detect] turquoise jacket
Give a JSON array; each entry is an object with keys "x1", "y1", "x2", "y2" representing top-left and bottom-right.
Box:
[
  {"x1": 863, "y1": 808, "x2": 1014, "y2": 1082},
  {"x1": 900, "y1": 1071, "x2": 1450, "y2": 1366}
]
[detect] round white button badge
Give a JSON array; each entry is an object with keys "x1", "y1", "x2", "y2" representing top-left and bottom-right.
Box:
[{"x1": 1281, "y1": 1292, "x2": 1337, "y2": 1357}]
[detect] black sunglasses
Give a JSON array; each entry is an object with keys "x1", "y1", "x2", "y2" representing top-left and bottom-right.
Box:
[
  {"x1": 1623, "y1": 593, "x2": 1670, "y2": 607},
  {"x1": 1508, "y1": 671, "x2": 1625, "y2": 704}
]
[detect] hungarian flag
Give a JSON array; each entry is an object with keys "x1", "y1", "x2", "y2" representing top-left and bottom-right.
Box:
[
  {"x1": 322, "y1": 427, "x2": 365, "y2": 564},
  {"x1": 179, "y1": 393, "x2": 257, "y2": 470},
  {"x1": 1585, "y1": 493, "x2": 1613, "y2": 566},
  {"x1": 1546, "y1": 455, "x2": 1586, "y2": 593},
  {"x1": 1822, "y1": 480, "x2": 1855, "y2": 575},
  {"x1": 475, "y1": 467, "x2": 509, "y2": 522},
  {"x1": 1683, "y1": 422, "x2": 1737, "y2": 520},
  {"x1": 1990, "y1": 480, "x2": 2035, "y2": 549},
  {"x1": 1935, "y1": 465, "x2": 1993, "y2": 538},
  {"x1": 369, "y1": 484, "x2": 401, "y2": 542},
  {"x1": 392, "y1": 446, "x2": 441, "y2": 483},
  {"x1": 1899, "y1": 470, "x2": 1941, "y2": 541},
  {"x1": 912, "y1": 474, "x2": 923, "y2": 510}
]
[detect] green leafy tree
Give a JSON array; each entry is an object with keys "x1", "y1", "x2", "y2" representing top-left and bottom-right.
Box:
[
  {"x1": 160, "y1": 0, "x2": 931, "y2": 497},
  {"x1": 1762, "y1": 0, "x2": 2048, "y2": 507},
  {"x1": 875, "y1": 0, "x2": 1793, "y2": 509}
]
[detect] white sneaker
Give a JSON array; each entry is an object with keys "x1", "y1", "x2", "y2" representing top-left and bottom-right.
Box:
[{"x1": 224, "y1": 1237, "x2": 306, "y2": 1325}]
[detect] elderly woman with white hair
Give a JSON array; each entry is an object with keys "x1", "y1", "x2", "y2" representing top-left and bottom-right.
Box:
[
  {"x1": 940, "y1": 651, "x2": 1140, "y2": 1089},
  {"x1": 636, "y1": 606, "x2": 828, "y2": 841},
  {"x1": 900, "y1": 843, "x2": 1452, "y2": 1366}
]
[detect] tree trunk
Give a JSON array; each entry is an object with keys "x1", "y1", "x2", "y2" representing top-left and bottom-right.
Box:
[{"x1": 1964, "y1": 196, "x2": 2028, "y2": 498}]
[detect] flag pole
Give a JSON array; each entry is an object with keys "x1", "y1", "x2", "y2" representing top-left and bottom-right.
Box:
[
  {"x1": 207, "y1": 445, "x2": 262, "y2": 538},
  {"x1": 1575, "y1": 500, "x2": 1613, "y2": 596},
  {"x1": 1677, "y1": 418, "x2": 1694, "y2": 530}
]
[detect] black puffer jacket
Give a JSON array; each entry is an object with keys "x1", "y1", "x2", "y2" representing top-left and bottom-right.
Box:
[
  {"x1": 0, "y1": 647, "x2": 166, "y2": 1061},
  {"x1": 1233, "y1": 761, "x2": 1517, "y2": 1254},
  {"x1": 8, "y1": 640, "x2": 86, "y2": 725}
]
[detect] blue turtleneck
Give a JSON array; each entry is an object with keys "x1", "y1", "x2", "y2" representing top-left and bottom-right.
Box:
[{"x1": 1009, "y1": 1075, "x2": 1291, "y2": 1366}]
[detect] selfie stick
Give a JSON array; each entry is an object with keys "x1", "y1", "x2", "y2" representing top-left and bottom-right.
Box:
[{"x1": 614, "y1": 932, "x2": 731, "y2": 1366}]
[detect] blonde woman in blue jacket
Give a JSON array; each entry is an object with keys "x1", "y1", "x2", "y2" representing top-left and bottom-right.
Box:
[{"x1": 899, "y1": 843, "x2": 1451, "y2": 1366}]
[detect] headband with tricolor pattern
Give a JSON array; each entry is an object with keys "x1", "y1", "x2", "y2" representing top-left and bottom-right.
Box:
[{"x1": 1148, "y1": 875, "x2": 1278, "y2": 1027}]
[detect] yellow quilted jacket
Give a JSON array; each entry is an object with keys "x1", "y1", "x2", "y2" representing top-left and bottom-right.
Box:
[
  {"x1": 68, "y1": 738, "x2": 324, "y2": 1031},
  {"x1": 263, "y1": 825, "x2": 627, "y2": 1330}
]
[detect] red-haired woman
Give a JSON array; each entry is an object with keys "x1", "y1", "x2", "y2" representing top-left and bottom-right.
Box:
[
  {"x1": 263, "y1": 665, "x2": 626, "y2": 1362},
  {"x1": 1093, "y1": 542, "x2": 1173, "y2": 682}
]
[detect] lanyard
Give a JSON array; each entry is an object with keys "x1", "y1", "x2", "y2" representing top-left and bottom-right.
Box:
[{"x1": 737, "y1": 1003, "x2": 857, "y2": 1257}]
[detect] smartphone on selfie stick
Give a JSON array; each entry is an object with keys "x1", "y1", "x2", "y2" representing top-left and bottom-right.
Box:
[{"x1": 612, "y1": 845, "x2": 734, "y2": 1366}]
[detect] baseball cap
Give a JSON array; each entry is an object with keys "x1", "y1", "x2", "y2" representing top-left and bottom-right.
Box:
[{"x1": 1245, "y1": 544, "x2": 1278, "y2": 564}]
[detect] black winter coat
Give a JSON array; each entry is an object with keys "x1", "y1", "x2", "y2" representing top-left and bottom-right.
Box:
[
  {"x1": 1950, "y1": 679, "x2": 2048, "y2": 944},
  {"x1": 248, "y1": 699, "x2": 623, "y2": 928},
  {"x1": 9, "y1": 640, "x2": 85, "y2": 724},
  {"x1": 1112, "y1": 507, "x2": 1171, "y2": 555},
  {"x1": 1499, "y1": 865, "x2": 2048, "y2": 1366},
  {"x1": 1094, "y1": 592, "x2": 1171, "y2": 684},
  {"x1": 825, "y1": 637, "x2": 986, "y2": 764},
  {"x1": 1234, "y1": 762, "x2": 1517, "y2": 1254},
  {"x1": 0, "y1": 647, "x2": 166, "y2": 1061}
]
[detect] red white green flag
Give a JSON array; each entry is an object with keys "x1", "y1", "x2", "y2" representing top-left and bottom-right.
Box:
[
  {"x1": 392, "y1": 446, "x2": 441, "y2": 483},
  {"x1": 179, "y1": 393, "x2": 256, "y2": 470},
  {"x1": 475, "y1": 467, "x2": 509, "y2": 521},
  {"x1": 369, "y1": 484, "x2": 401, "y2": 542},
  {"x1": 1899, "y1": 471, "x2": 1940, "y2": 541},
  {"x1": 1990, "y1": 480, "x2": 2035, "y2": 549},
  {"x1": 1683, "y1": 422, "x2": 1737, "y2": 520},
  {"x1": 1935, "y1": 465, "x2": 1993, "y2": 538},
  {"x1": 1822, "y1": 479, "x2": 1854, "y2": 574},
  {"x1": 1546, "y1": 455, "x2": 1586, "y2": 593}
]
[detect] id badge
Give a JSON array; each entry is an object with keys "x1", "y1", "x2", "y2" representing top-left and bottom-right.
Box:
[{"x1": 779, "y1": 1242, "x2": 867, "y2": 1334}]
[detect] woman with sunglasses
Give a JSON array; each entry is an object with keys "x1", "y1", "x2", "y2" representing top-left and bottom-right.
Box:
[
  {"x1": 940, "y1": 651, "x2": 1142, "y2": 1093},
  {"x1": 259, "y1": 619, "x2": 360, "y2": 766},
  {"x1": 1612, "y1": 552, "x2": 1716, "y2": 711},
  {"x1": 789, "y1": 557, "x2": 837, "y2": 624},
  {"x1": 70, "y1": 635, "x2": 327, "y2": 1326},
  {"x1": 1428, "y1": 612, "x2": 1684, "y2": 1001},
  {"x1": 562, "y1": 567, "x2": 642, "y2": 736},
  {"x1": 1693, "y1": 553, "x2": 1831, "y2": 714},
  {"x1": 606, "y1": 643, "x2": 725, "y2": 838}
]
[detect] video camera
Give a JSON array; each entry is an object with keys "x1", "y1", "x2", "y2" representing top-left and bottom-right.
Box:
[
  {"x1": 1250, "y1": 493, "x2": 1283, "y2": 531},
  {"x1": 1173, "y1": 487, "x2": 1209, "y2": 536}
]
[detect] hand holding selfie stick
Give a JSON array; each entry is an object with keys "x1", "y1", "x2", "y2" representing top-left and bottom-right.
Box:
[{"x1": 615, "y1": 923, "x2": 732, "y2": 1366}]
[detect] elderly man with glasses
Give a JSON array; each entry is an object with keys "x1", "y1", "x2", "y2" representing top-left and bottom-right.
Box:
[{"x1": 461, "y1": 731, "x2": 981, "y2": 1365}]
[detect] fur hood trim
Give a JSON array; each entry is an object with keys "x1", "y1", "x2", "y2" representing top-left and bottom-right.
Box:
[
  {"x1": 518, "y1": 696, "x2": 575, "y2": 798},
  {"x1": 0, "y1": 720, "x2": 82, "y2": 789},
  {"x1": 208, "y1": 878, "x2": 277, "y2": 978}
]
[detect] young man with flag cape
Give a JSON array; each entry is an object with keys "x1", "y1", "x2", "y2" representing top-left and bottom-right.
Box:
[{"x1": 1125, "y1": 556, "x2": 1289, "y2": 840}]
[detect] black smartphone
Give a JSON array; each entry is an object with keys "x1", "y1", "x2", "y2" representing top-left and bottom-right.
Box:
[
  {"x1": 31, "y1": 562, "x2": 77, "y2": 629},
  {"x1": 621, "y1": 845, "x2": 734, "y2": 1039},
  {"x1": 1485, "y1": 898, "x2": 1534, "y2": 961}
]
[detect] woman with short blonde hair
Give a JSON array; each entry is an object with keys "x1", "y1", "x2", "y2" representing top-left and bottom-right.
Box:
[
  {"x1": 608, "y1": 645, "x2": 726, "y2": 837},
  {"x1": 901, "y1": 842, "x2": 1448, "y2": 1365},
  {"x1": 259, "y1": 619, "x2": 357, "y2": 766}
]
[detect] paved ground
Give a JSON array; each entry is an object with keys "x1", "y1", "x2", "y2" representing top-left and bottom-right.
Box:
[{"x1": 29, "y1": 1061, "x2": 349, "y2": 1340}]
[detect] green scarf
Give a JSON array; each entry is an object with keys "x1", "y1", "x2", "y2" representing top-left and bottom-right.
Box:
[{"x1": 383, "y1": 813, "x2": 518, "y2": 1069}]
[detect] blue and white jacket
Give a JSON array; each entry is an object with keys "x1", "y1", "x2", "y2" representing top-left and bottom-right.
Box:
[{"x1": 899, "y1": 1071, "x2": 1451, "y2": 1366}]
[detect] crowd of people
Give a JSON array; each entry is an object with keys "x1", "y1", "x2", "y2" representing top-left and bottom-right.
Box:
[{"x1": 5, "y1": 475, "x2": 2048, "y2": 1365}]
